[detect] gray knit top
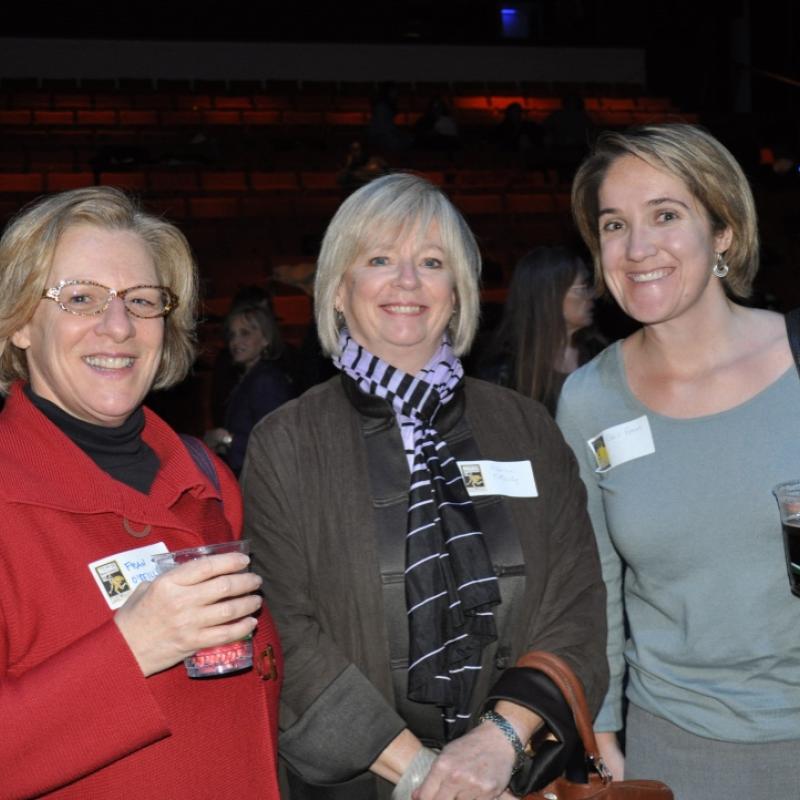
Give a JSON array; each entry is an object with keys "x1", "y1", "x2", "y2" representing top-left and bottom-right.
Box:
[{"x1": 557, "y1": 341, "x2": 800, "y2": 741}]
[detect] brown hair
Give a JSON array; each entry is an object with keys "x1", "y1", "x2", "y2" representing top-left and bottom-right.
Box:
[
  {"x1": 571, "y1": 123, "x2": 759, "y2": 298},
  {"x1": 483, "y1": 245, "x2": 591, "y2": 413}
]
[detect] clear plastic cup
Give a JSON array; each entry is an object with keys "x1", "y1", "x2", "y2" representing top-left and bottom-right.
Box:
[
  {"x1": 152, "y1": 540, "x2": 254, "y2": 677},
  {"x1": 772, "y1": 482, "x2": 800, "y2": 598}
]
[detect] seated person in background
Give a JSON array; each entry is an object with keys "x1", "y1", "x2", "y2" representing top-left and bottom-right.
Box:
[
  {"x1": 413, "y1": 97, "x2": 461, "y2": 151},
  {"x1": 542, "y1": 94, "x2": 594, "y2": 178},
  {"x1": 337, "y1": 140, "x2": 390, "y2": 191},
  {"x1": 492, "y1": 102, "x2": 543, "y2": 155}
]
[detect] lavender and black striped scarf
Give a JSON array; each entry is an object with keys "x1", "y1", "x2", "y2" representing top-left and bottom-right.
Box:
[{"x1": 335, "y1": 331, "x2": 500, "y2": 739}]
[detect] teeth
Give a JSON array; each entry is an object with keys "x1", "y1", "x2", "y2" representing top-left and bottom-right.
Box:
[
  {"x1": 630, "y1": 269, "x2": 670, "y2": 283},
  {"x1": 386, "y1": 305, "x2": 422, "y2": 313},
  {"x1": 84, "y1": 356, "x2": 134, "y2": 369}
]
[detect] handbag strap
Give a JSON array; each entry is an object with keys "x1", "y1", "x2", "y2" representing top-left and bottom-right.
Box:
[
  {"x1": 180, "y1": 433, "x2": 221, "y2": 494},
  {"x1": 785, "y1": 309, "x2": 800, "y2": 381},
  {"x1": 515, "y1": 651, "x2": 611, "y2": 784}
]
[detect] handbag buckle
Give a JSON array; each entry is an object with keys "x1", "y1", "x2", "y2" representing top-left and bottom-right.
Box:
[{"x1": 590, "y1": 754, "x2": 613, "y2": 784}]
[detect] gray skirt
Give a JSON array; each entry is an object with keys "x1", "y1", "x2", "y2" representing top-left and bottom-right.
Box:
[{"x1": 626, "y1": 704, "x2": 800, "y2": 800}]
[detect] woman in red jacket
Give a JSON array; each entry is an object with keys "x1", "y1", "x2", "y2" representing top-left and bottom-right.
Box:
[{"x1": 0, "y1": 187, "x2": 282, "y2": 799}]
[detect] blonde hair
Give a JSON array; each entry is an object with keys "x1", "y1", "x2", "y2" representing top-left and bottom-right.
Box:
[
  {"x1": 571, "y1": 123, "x2": 759, "y2": 298},
  {"x1": 315, "y1": 172, "x2": 482, "y2": 357},
  {"x1": 0, "y1": 186, "x2": 198, "y2": 394}
]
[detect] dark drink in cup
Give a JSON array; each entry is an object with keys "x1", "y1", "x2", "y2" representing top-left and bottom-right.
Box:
[
  {"x1": 781, "y1": 515, "x2": 800, "y2": 597},
  {"x1": 772, "y1": 482, "x2": 800, "y2": 598}
]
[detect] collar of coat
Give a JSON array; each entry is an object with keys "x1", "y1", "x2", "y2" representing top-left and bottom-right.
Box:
[{"x1": 0, "y1": 382, "x2": 222, "y2": 529}]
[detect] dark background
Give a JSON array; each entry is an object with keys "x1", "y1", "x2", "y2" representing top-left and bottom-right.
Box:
[
  {"x1": 6, "y1": 0, "x2": 797, "y2": 115},
  {"x1": 2, "y1": 0, "x2": 798, "y2": 429}
]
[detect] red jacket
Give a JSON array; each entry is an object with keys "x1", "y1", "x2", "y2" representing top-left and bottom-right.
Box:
[{"x1": 0, "y1": 383, "x2": 282, "y2": 799}]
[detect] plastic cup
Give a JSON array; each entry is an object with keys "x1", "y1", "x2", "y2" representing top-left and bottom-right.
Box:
[
  {"x1": 152, "y1": 540, "x2": 254, "y2": 677},
  {"x1": 772, "y1": 481, "x2": 800, "y2": 598}
]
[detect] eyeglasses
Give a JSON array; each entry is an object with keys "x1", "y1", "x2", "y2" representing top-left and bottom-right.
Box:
[{"x1": 42, "y1": 279, "x2": 179, "y2": 319}]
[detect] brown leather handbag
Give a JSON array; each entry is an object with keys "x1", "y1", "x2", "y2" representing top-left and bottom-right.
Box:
[{"x1": 518, "y1": 652, "x2": 673, "y2": 800}]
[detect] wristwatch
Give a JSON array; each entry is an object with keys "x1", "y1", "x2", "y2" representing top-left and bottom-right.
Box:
[
  {"x1": 479, "y1": 709, "x2": 529, "y2": 774},
  {"x1": 220, "y1": 432, "x2": 233, "y2": 449}
]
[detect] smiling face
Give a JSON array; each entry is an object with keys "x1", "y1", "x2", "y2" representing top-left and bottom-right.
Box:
[
  {"x1": 228, "y1": 313, "x2": 268, "y2": 370},
  {"x1": 335, "y1": 220, "x2": 456, "y2": 375},
  {"x1": 597, "y1": 155, "x2": 732, "y2": 326},
  {"x1": 11, "y1": 224, "x2": 165, "y2": 427}
]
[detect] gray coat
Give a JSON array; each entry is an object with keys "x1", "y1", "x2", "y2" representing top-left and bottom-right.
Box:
[{"x1": 242, "y1": 375, "x2": 607, "y2": 790}]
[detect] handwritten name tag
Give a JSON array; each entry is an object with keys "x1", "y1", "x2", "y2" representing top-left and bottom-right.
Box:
[
  {"x1": 587, "y1": 415, "x2": 655, "y2": 473},
  {"x1": 88, "y1": 541, "x2": 169, "y2": 609},
  {"x1": 457, "y1": 460, "x2": 538, "y2": 498}
]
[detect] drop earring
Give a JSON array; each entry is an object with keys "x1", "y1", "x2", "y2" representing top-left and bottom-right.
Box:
[{"x1": 712, "y1": 252, "x2": 729, "y2": 278}]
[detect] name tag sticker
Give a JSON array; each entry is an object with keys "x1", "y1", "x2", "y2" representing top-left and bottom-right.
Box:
[
  {"x1": 89, "y1": 541, "x2": 169, "y2": 609},
  {"x1": 588, "y1": 415, "x2": 655, "y2": 473},
  {"x1": 457, "y1": 460, "x2": 538, "y2": 498}
]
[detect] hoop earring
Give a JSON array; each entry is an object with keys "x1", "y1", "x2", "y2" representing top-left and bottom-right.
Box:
[{"x1": 712, "y1": 253, "x2": 729, "y2": 278}]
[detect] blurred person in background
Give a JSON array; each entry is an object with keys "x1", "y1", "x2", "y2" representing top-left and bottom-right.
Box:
[
  {"x1": 205, "y1": 303, "x2": 295, "y2": 476},
  {"x1": 478, "y1": 245, "x2": 604, "y2": 415}
]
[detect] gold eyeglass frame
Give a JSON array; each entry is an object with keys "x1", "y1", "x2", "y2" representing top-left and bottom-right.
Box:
[{"x1": 42, "y1": 279, "x2": 179, "y2": 319}]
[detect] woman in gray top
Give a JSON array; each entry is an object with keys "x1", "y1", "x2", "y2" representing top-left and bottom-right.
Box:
[{"x1": 557, "y1": 123, "x2": 800, "y2": 799}]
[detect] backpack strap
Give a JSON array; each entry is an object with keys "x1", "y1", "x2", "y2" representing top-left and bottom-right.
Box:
[
  {"x1": 785, "y1": 309, "x2": 800, "y2": 381},
  {"x1": 180, "y1": 433, "x2": 221, "y2": 494}
]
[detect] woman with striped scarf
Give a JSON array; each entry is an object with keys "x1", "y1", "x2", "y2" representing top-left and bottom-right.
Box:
[{"x1": 242, "y1": 173, "x2": 607, "y2": 800}]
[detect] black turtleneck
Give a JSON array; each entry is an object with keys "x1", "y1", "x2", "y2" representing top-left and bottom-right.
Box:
[{"x1": 24, "y1": 385, "x2": 161, "y2": 494}]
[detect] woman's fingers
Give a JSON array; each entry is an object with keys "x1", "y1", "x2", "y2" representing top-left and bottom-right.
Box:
[
  {"x1": 595, "y1": 731, "x2": 625, "y2": 781},
  {"x1": 202, "y1": 427, "x2": 230, "y2": 451},
  {"x1": 169, "y1": 569, "x2": 262, "y2": 609},
  {"x1": 186, "y1": 613, "x2": 260, "y2": 650},
  {"x1": 412, "y1": 723, "x2": 515, "y2": 800},
  {"x1": 165, "y1": 552, "x2": 252, "y2": 586},
  {"x1": 181, "y1": 591, "x2": 262, "y2": 638},
  {"x1": 114, "y1": 552, "x2": 263, "y2": 677}
]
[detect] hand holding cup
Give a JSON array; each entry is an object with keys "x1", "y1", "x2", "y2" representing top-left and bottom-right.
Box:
[{"x1": 115, "y1": 542, "x2": 262, "y2": 677}]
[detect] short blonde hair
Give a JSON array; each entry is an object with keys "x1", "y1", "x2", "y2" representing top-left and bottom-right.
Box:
[
  {"x1": 315, "y1": 172, "x2": 482, "y2": 357},
  {"x1": 571, "y1": 123, "x2": 759, "y2": 298},
  {"x1": 0, "y1": 186, "x2": 198, "y2": 394}
]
